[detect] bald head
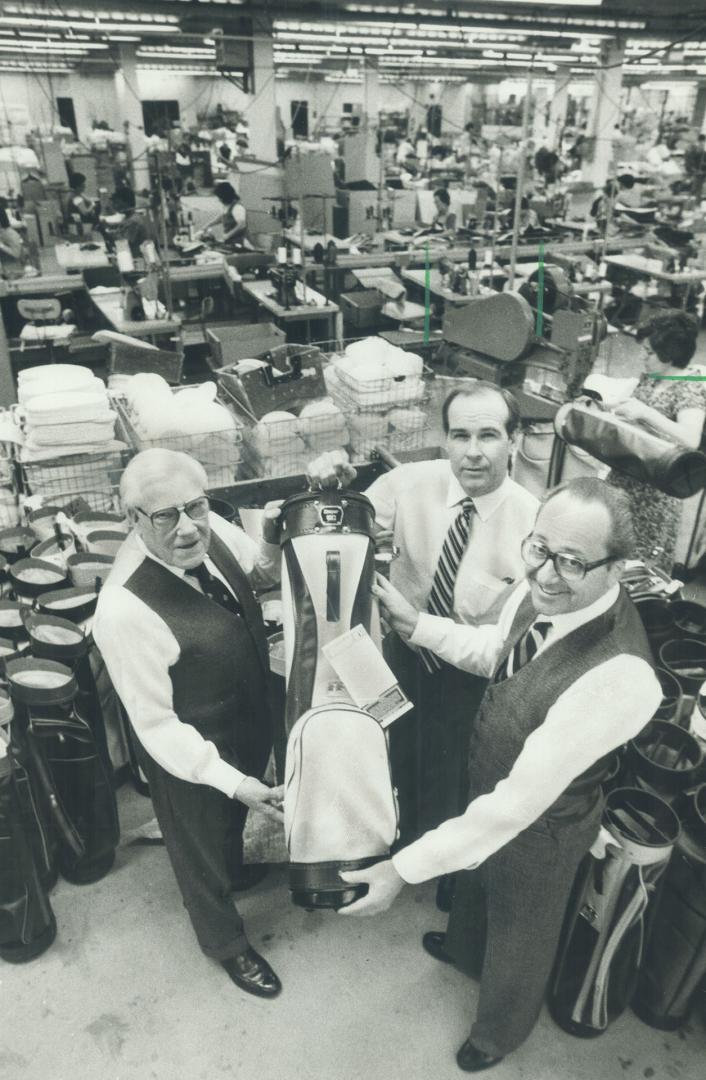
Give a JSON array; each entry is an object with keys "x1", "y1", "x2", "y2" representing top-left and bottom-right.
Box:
[{"x1": 120, "y1": 449, "x2": 208, "y2": 511}]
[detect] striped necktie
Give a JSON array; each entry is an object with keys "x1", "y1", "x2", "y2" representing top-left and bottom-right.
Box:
[
  {"x1": 420, "y1": 497, "x2": 475, "y2": 674},
  {"x1": 493, "y1": 620, "x2": 553, "y2": 684}
]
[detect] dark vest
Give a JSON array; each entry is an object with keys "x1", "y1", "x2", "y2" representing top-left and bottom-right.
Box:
[
  {"x1": 124, "y1": 531, "x2": 273, "y2": 778},
  {"x1": 469, "y1": 586, "x2": 654, "y2": 824}
]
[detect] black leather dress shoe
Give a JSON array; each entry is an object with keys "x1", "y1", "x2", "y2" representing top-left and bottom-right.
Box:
[
  {"x1": 456, "y1": 1039, "x2": 503, "y2": 1073},
  {"x1": 232, "y1": 864, "x2": 268, "y2": 892},
  {"x1": 422, "y1": 931, "x2": 455, "y2": 965},
  {"x1": 222, "y1": 947, "x2": 282, "y2": 998}
]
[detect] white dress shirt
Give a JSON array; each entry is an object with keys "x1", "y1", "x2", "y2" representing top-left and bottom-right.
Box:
[
  {"x1": 365, "y1": 462, "x2": 539, "y2": 623},
  {"x1": 92, "y1": 513, "x2": 279, "y2": 800},
  {"x1": 391, "y1": 581, "x2": 662, "y2": 884}
]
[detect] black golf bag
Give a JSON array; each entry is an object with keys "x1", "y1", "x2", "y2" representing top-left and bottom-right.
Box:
[
  {"x1": 632, "y1": 784, "x2": 706, "y2": 1029},
  {"x1": 550, "y1": 787, "x2": 679, "y2": 1037},
  {"x1": 280, "y1": 489, "x2": 399, "y2": 909},
  {"x1": 6, "y1": 644, "x2": 119, "y2": 887}
]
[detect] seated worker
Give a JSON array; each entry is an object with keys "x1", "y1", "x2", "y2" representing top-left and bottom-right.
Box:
[
  {"x1": 427, "y1": 188, "x2": 456, "y2": 237},
  {"x1": 197, "y1": 182, "x2": 253, "y2": 251},
  {"x1": 111, "y1": 186, "x2": 160, "y2": 261},
  {"x1": 67, "y1": 172, "x2": 97, "y2": 228},
  {"x1": 0, "y1": 200, "x2": 24, "y2": 279},
  {"x1": 614, "y1": 172, "x2": 643, "y2": 209}
]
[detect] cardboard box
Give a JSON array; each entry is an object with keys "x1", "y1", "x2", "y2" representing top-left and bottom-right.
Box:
[{"x1": 206, "y1": 321, "x2": 286, "y2": 371}]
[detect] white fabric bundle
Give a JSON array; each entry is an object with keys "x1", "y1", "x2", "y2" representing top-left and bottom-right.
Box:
[
  {"x1": 332, "y1": 338, "x2": 426, "y2": 408},
  {"x1": 252, "y1": 411, "x2": 305, "y2": 456},
  {"x1": 387, "y1": 406, "x2": 427, "y2": 451},
  {"x1": 25, "y1": 391, "x2": 113, "y2": 427},
  {"x1": 25, "y1": 416, "x2": 117, "y2": 447},
  {"x1": 18, "y1": 366, "x2": 101, "y2": 405},
  {"x1": 297, "y1": 399, "x2": 349, "y2": 453}
]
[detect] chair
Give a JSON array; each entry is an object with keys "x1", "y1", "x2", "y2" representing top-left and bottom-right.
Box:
[{"x1": 17, "y1": 298, "x2": 76, "y2": 364}]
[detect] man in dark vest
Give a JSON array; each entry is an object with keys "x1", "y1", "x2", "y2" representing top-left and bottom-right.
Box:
[
  {"x1": 338, "y1": 478, "x2": 661, "y2": 1071},
  {"x1": 94, "y1": 449, "x2": 284, "y2": 998}
]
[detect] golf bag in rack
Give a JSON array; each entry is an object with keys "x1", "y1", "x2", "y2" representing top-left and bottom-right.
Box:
[
  {"x1": 280, "y1": 489, "x2": 399, "y2": 910},
  {"x1": 550, "y1": 787, "x2": 679, "y2": 1037},
  {"x1": 6, "y1": 643, "x2": 119, "y2": 888},
  {"x1": 632, "y1": 783, "x2": 706, "y2": 1030},
  {"x1": 0, "y1": 693, "x2": 56, "y2": 964}
]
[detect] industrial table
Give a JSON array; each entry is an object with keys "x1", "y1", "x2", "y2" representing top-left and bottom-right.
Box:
[
  {"x1": 89, "y1": 288, "x2": 182, "y2": 343},
  {"x1": 241, "y1": 278, "x2": 341, "y2": 344}
]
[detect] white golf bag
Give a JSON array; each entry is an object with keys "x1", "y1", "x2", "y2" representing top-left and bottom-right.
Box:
[{"x1": 279, "y1": 489, "x2": 398, "y2": 909}]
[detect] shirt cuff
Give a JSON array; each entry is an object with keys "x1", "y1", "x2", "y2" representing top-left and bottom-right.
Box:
[
  {"x1": 259, "y1": 539, "x2": 280, "y2": 562},
  {"x1": 409, "y1": 612, "x2": 443, "y2": 650},
  {"x1": 201, "y1": 757, "x2": 247, "y2": 799}
]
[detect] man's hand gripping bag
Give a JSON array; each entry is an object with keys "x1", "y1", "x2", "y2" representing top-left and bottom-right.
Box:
[{"x1": 279, "y1": 490, "x2": 399, "y2": 909}]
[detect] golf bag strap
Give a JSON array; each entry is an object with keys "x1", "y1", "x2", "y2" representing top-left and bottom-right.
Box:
[
  {"x1": 26, "y1": 734, "x2": 85, "y2": 859},
  {"x1": 283, "y1": 541, "x2": 318, "y2": 730}
]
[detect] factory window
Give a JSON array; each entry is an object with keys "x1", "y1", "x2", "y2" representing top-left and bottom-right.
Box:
[
  {"x1": 142, "y1": 100, "x2": 181, "y2": 139},
  {"x1": 56, "y1": 97, "x2": 77, "y2": 137},
  {"x1": 291, "y1": 100, "x2": 309, "y2": 139}
]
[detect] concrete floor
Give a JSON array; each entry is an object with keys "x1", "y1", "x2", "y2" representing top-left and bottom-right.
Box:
[{"x1": 2, "y1": 784, "x2": 705, "y2": 1080}]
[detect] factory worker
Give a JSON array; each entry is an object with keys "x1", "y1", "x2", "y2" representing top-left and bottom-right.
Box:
[
  {"x1": 67, "y1": 172, "x2": 97, "y2": 227},
  {"x1": 0, "y1": 201, "x2": 24, "y2": 279},
  {"x1": 307, "y1": 383, "x2": 538, "y2": 907},
  {"x1": 111, "y1": 186, "x2": 160, "y2": 261},
  {"x1": 197, "y1": 181, "x2": 253, "y2": 250},
  {"x1": 340, "y1": 478, "x2": 660, "y2": 1074},
  {"x1": 431, "y1": 188, "x2": 457, "y2": 236},
  {"x1": 93, "y1": 449, "x2": 284, "y2": 999}
]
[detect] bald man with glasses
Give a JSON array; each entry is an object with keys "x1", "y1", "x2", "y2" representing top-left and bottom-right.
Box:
[{"x1": 93, "y1": 449, "x2": 285, "y2": 998}]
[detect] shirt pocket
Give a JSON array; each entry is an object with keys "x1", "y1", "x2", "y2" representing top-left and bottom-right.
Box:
[{"x1": 458, "y1": 566, "x2": 514, "y2": 621}]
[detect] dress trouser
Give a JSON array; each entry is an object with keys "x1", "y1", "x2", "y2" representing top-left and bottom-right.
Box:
[
  {"x1": 445, "y1": 804, "x2": 602, "y2": 1058},
  {"x1": 384, "y1": 633, "x2": 487, "y2": 844},
  {"x1": 137, "y1": 745, "x2": 249, "y2": 961}
]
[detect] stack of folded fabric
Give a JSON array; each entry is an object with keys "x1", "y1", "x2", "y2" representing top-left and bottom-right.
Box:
[{"x1": 16, "y1": 366, "x2": 125, "y2": 506}]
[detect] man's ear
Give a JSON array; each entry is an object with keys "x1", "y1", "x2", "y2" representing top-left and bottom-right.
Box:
[{"x1": 126, "y1": 506, "x2": 140, "y2": 528}]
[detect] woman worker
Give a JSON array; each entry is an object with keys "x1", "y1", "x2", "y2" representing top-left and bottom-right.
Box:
[
  {"x1": 197, "y1": 182, "x2": 253, "y2": 250},
  {"x1": 67, "y1": 172, "x2": 97, "y2": 228},
  {"x1": 432, "y1": 188, "x2": 457, "y2": 236},
  {"x1": 0, "y1": 200, "x2": 24, "y2": 279},
  {"x1": 606, "y1": 309, "x2": 706, "y2": 573}
]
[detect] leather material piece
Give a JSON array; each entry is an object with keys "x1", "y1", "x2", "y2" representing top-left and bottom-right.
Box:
[
  {"x1": 349, "y1": 540, "x2": 375, "y2": 634},
  {"x1": 555, "y1": 399, "x2": 706, "y2": 499},
  {"x1": 443, "y1": 291, "x2": 535, "y2": 362}
]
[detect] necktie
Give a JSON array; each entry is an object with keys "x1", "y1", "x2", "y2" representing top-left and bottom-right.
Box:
[
  {"x1": 185, "y1": 562, "x2": 244, "y2": 619},
  {"x1": 420, "y1": 498, "x2": 475, "y2": 674},
  {"x1": 493, "y1": 620, "x2": 553, "y2": 684}
]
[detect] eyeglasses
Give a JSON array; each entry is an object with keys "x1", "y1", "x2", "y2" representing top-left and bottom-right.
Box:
[
  {"x1": 521, "y1": 536, "x2": 614, "y2": 582},
  {"x1": 136, "y1": 496, "x2": 210, "y2": 533}
]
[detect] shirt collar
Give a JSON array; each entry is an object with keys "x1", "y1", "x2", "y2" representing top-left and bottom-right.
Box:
[
  {"x1": 544, "y1": 582, "x2": 621, "y2": 636},
  {"x1": 445, "y1": 470, "x2": 513, "y2": 522}
]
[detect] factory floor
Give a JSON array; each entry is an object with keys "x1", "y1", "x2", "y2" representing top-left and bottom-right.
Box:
[{"x1": 2, "y1": 783, "x2": 705, "y2": 1080}]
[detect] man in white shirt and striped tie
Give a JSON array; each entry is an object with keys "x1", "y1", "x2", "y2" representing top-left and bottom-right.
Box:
[
  {"x1": 308, "y1": 383, "x2": 538, "y2": 858},
  {"x1": 337, "y1": 478, "x2": 661, "y2": 1073}
]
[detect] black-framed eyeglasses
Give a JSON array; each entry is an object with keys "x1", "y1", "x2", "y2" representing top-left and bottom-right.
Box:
[
  {"x1": 136, "y1": 496, "x2": 210, "y2": 533},
  {"x1": 521, "y1": 536, "x2": 614, "y2": 582}
]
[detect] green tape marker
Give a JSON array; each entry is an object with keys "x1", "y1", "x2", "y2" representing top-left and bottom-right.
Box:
[
  {"x1": 648, "y1": 373, "x2": 706, "y2": 381},
  {"x1": 424, "y1": 241, "x2": 431, "y2": 344},
  {"x1": 535, "y1": 241, "x2": 545, "y2": 338}
]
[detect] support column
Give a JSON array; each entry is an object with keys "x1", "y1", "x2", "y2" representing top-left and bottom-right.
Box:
[
  {"x1": 548, "y1": 66, "x2": 571, "y2": 149},
  {"x1": 582, "y1": 38, "x2": 625, "y2": 188},
  {"x1": 692, "y1": 81, "x2": 706, "y2": 134},
  {"x1": 532, "y1": 86, "x2": 550, "y2": 145},
  {"x1": 0, "y1": 309, "x2": 16, "y2": 406},
  {"x1": 248, "y1": 21, "x2": 277, "y2": 161},
  {"x1": 363, "y1": 58, "x2": 381, "y2": 129},
  {"x1": 114, "y1": 45, "x2": 149, "y2": 191}
]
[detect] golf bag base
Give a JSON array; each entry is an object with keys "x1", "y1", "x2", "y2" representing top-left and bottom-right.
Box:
[
  {"x1": 631, "y1": 996, "x2": 686, "y2": 1032},
  {"x1": 60, "y1": 847, "x2": 115, "y2": 887},
  {"x1": 289, "y1": 856, "x2": 382, "y2": 911},
  {"x1": 0, "y1": 911, "x2": 56, "y2": 964},
  {"x1": 547, "y1": 1007, "x2": 605, "y2": 1040}
]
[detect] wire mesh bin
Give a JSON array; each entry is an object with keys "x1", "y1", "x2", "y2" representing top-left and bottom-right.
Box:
[
  {"x1": 219, "y1": 384, "x2": 350, "y2": 479},
  {"x1": 323, "y1": 358, "x2": 435, "y2": 463},
  {"x1": 15, "y1": 449, "x2": 130, "y2": 512},
  {"x1": 113, "y1": 389, "x2": 245, "y2": 490}
]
